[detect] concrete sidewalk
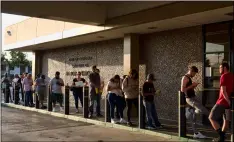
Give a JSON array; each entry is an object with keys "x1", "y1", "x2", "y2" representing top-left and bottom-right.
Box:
[
  {"x1": 2, "y1": 106, "x2": 172, "y2": 141},
  {"x1": 1, "y1": 102, "x2": 211, "y2": 142}
]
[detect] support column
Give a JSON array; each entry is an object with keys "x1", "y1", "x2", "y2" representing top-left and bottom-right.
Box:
[
  {"x1": 32, "y1": 51, "x2": 43, "y2": 104},
  {"x1": 124, "y1": 34, "x2": 140, "y2": 74},
  {"x1": 124, "y1": 34, "x2": 140, "y2": 118},
  {"x1": 32, "y1": 51, "x2": 43, "y2": 80}
]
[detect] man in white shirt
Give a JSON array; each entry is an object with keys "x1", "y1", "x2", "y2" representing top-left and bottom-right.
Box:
[
  {"x1": 23, "y1": 74, "x2": 33, "y2": 107},
  {"x1": 50, "y1": 71, "x2": 64, "y2": 112}
]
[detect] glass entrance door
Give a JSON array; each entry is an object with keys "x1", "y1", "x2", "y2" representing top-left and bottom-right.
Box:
[{"x1": 202, "y1": 21, "x2": 233, "y2": 125}]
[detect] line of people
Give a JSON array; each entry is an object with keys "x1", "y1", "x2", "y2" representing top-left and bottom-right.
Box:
[
  {"x1": 106, "y1": 69, "x2": 163, "y2": 129},
  {"x1": 69, "y1": 65, "x2": 163, "y2": 129},
  {"x1": 2, "y1": 63, "x2": 233, "y2": 141}
]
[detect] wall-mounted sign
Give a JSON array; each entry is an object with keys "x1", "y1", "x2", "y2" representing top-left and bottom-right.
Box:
[
  {"x1": 68, "y1": 57, "x2": 93, "y2": 62},
  {"x1": 68, "y1": 56, "x2": 93, "y2": 68},
  {"x1": 72, "y1": 64, "x2": 89, "y2": 68},
  {"x1": 66, "y1": 71, "x2": 92, "y2": 76}
]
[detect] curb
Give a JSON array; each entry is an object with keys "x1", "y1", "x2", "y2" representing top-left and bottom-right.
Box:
[{"x1": 1, "y1": 103, "x2": 199, "y2": 142}]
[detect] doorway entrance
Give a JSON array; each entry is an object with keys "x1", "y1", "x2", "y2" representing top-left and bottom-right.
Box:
[{"x1": 202, "y1": 21, "x2": 233, "y2": 125}]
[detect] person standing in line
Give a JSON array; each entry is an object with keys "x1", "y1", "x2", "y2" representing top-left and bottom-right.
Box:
[
  {"x1": 35, "y1": 74, "x2": 47, "y2": 109},
  {"x1": 116, "y1": 75, "x2": 127, "y2": 119},
  {"x1": 107, "y1": 75, "x2": 127, "y2": 124},
  {"x1": 50, "y1": 71, "x2": 64, "y2": 112},
  {"x1": 70, "y1": 72, "x2": 87, "y2": 113},
  {"x1": 88, "y1": 65, "x2": 102, "y2": 118},
  {"x1": 12, "y1": 74, "x2": 21, "y2": 104},
  {"x1": 1, "y1": 73, "x2": 11, "y2": 102},
  {"x1": 20, "y1": 73, "x2": 27, "y2": 102},
  {"x1": 181, "y1": 66, "x2": 209, "y2": 139},
  {"x1": 23, "y1": 74, "x2": 33, "y2": 107},
  {"x1": 209, "y1": 63, "x2": 233, "y2": 142},
  {"x1": 122, "y1": 69, "x2": 139, "y2": 126},
  {"x1": 96, "y1": 69, "x2": 104, "y2": 116},
  {"x1": 96, "y1": 69, "x2": 105, "y2": 95},
  {"x1": 142, "y1": 73, "x2": 163, "y2": 130}
]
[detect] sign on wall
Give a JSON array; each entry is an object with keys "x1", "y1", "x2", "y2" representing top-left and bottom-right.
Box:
[
  {"x1": 66, "y1": 71, "x2": 92, "y2": 76},
  {"x1": 66, "y1": 56, "x2": 93, "y2": 76}
]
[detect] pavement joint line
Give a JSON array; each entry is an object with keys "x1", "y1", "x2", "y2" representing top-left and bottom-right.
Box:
[{"x1": 1, "y1": 103, "x2": 200, "y2": 142}]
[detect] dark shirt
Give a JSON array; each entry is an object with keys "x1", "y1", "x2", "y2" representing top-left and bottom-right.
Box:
[
  {"x1": 1, "y1": 77, "x2": 11, "y2": 89},
  {"x1": 88, "y1": 72, "x2": 101, "y2": 88},
  {"x1": 143, "y1": 82, "x2": 155, "y2": 102},
  {"x1": 71, "y1": 78, "x2": 86, "y2": 94},
  {"x1": 184, "y1": 75, "x2": 195, "y2": 98}
]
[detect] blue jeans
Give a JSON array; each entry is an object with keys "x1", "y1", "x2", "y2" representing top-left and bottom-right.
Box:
[
  {"x1": 108, "y1": 93, "x2": 125, "y2": 119},
  {"x1": 73, "y1": 92, "x2": 83, "y2": 109},
  {"x1": 25, "y1": 91, "x2": 33, "y2": 106},
  {"x1": 116, "y1": 95, "x2": 125, "y2": 119},
  {"x1": 108, "y1": 93, "x2": 117, "y2": 119},
  {"x1": 89, "y1": 87, "x2": 101, "y2": 115},
  {"x1": 143, "y1": 100, "x2": 161, "y2": 127}
]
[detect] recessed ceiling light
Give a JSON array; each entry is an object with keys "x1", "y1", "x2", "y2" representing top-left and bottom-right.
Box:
[
  {"x1": 225, "y1": 12, "x2": 234, "y2": 16},
  {"x1": 7, "y1": 31, "x2": 12, "y2": 36},
  {"x1": 97, "y1": 36, "x2": 104, "y2": 38},
  {"x1": 148, "y1": 27, "x2": 157, "y2": 30}
]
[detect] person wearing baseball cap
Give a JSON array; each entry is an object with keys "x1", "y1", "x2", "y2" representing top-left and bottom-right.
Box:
[{"x1": 142, "y1": 73, "x2": 162, "y2": 130}]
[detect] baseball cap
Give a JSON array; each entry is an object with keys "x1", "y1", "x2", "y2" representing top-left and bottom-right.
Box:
[{"x1": 147, "y1": 74, "x2": 156, "y2": 81}]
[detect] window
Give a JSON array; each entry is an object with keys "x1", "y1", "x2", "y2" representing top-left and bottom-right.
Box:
[{"x1": 204, "y1": 23, "x2": 231, "y2": 89}]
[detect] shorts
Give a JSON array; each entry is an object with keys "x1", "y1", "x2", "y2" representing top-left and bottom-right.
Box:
[
  {"x1": 36, "y1": 89, "x2": 46, "y2": 101},
  {"x1": 51, "y1": 93, "x2": 63, "y2": 104},
  {"x1": 209, "y1": 104, "x2": 230, "y2": 121}
]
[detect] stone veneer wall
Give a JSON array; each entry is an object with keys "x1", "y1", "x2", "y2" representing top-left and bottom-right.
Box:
[
  {"x1": 140, "y1": 26, "x2": 203, "y2": 121},
  {"x1": 42, "y1": 39, "x2": 123, "y2": 108}
]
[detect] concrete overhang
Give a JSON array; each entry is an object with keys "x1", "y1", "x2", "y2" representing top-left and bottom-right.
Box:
[
  {"x1": 2, "y1": 1, "x2": 232, "y2": 27},
  {"x1": 1, "y1": 1, "x2": 107, "y2": 25},
  {"x1": 1, "y1": 1, "x2": 174, "y2": 25},
  {"x1": 6, "y1": 6, "x2": 233, "y2": 52}
]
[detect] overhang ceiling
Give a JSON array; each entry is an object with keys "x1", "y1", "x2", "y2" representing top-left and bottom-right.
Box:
[
  {"x1": 1, "y1": 1, "x2": 174, "y2": 25},
  {"x1": 8, "y1": 6, "x2": 233, "y2": 52},
  {"x1": 1, "y1": 1, "x2": 233, "y2": 27}
]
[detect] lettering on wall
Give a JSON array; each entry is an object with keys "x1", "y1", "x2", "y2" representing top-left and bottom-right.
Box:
[
  {"x1": 68, "y1": 56, "x2": 93, "y2": 68},
  {"x1": 66, "y1": 71, "x2": 92, "y2": 76}
]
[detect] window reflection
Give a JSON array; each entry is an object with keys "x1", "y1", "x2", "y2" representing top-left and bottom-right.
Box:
[{"x1": 204, "y1": 23, "x2": 230, "y2": 89}]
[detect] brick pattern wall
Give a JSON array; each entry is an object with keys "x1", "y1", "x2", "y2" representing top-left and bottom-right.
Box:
[
  {"x1": 42, "y1": 39, "x2": 124, "y2": 109},
  {"x1": 140, "y1": 26, "x2": 203, "y2": 121}
]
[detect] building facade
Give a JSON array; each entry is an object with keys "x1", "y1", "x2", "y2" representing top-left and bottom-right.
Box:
[{"x1": 3, "y1": 1, "x2": 234, "y2": 121}]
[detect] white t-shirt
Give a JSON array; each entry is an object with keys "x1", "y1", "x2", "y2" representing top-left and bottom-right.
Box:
[
  {"x1": 50, "y1": 78, "x2": 64, "y2": 94},
  {"x1": 106, "y1": 81, "x2": 123, "y2": 96}
]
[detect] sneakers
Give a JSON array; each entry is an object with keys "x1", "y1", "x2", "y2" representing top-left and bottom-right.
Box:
[
  {"x1": 60, "y1": 107, "x2": 64, "y2": 112},
  {"x1": 212, "y1": 137, "x2": 221, "y2": 142},
  {"x1": 146, "y1": 126, "x2": 156, "y2": 130},
  {"x1": 52, "y1": 108, "x2": 56, "y2": 112},
  {"x1": 111, "y1": 119, "x2": 117, "y2": 124},
  {"x1": 75, "y1": 109, "x2": 79, "y2": 113},
  {"x1": 193, "y1": 132, "x2": 207, "y2": 139},
  {"x1": 89, "y1": 114, "x2": 93, "y2": 118},
  {"x1": 119, "y1": 118, "x2": 127, "y2": 124},
  {"x1": 127, "y1": 122, "x2": 133, "y2": 126},
  {"x1": 155, "y1": 125, "x2": 164, "y2": 129}
]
